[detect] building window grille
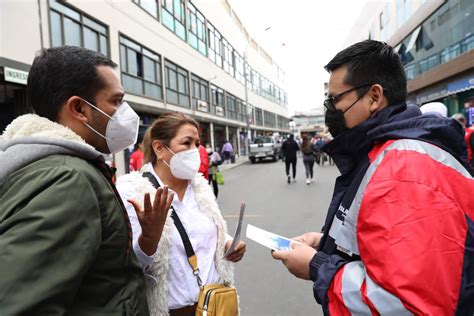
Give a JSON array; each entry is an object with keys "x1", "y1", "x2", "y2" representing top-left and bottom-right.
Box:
[
  {"x1": 162, "y1": 0, "x2": 186, "y2": 40},
  {"x1": 191, "y1": 74, "x2": 209, "y2": 112},
  {"x1": 133, "y1": 0, "x2": 159, "y2": 19},
  {"x1": 50, "y1": 0, "x2": 108, "y2": 56},
  {"x1": 187, "y1": 2, "x2": 207, "y2": 56},
  {"x1": 207, "y1": 23, "x2": 223, "y2": 68},
  {"x1": 165, "y1": 60, "x2": 190, "y2": 107},
  {"x1": 119, "y1": 36, "x2": 163, "y2": 100}
]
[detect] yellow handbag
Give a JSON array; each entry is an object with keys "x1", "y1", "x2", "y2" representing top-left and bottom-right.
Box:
[
  {"x1": 170, "y1": 209, "x2": 238, "y2": 316},
  {"x1": 196, "y1": 284, "x2": 238, "y2": 316}
]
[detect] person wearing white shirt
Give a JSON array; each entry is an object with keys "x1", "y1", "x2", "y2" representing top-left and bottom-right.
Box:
[{"x1": 116, "y1": 112, "x2": 246, "y2": 316}]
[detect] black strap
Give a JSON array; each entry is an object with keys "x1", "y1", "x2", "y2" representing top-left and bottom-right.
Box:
[{"x1": 141, "y1": 172, "x2": 197, "y2": 260}]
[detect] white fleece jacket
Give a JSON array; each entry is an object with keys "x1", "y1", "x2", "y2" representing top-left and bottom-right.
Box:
[{"x1": 116, "y1": 165, "x2": 235, "y2": 315}]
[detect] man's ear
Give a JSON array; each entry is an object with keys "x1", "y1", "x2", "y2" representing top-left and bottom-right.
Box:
[
  {"x1": 63, "y1": 96, "x2": 89, "y2": 123},
  {"x1": 368, "y1": 84, "x2": 385, "y2": 113}
]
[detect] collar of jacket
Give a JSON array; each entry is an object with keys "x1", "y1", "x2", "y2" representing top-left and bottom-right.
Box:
[{"x1": 323, "y1": 103, "x2": 414, "y2": 175}]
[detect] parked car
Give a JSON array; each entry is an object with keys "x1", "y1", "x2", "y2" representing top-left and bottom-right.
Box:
[{"x1": 249, "y1": 136, "x2": 279, "y2": 163}]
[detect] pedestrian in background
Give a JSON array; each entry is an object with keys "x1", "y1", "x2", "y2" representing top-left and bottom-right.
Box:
[
  {"x1": 116, "y1": 112, "x2": 245, "y2": 315},
  {"x1": 221, "y1": 139, "x2": 233, "y2": 163},
  {"x1": 281, "y1": 134, "x2": 299, "y2": 183},
  {"x1": 198, "y1": 143, "x2": 209, "y2": 180},
  {"x1": 0, "y1": 46, "x2": 149, "y2": 315},
  {"x1": 129, "y1": 132, "x2": 145, "y2": 172},
  {"x1": 272, "y1": 40, "x2": 474, "y2": 315},
  {"x1": 301, "y1": 135, "x2": 317, "y2": 185},
  {"x1": 452, "y1": 113, "x2": 474, "y2": 169},
  {"x1": 206, "y1": 143, "x2": 222, "y2": 198}
]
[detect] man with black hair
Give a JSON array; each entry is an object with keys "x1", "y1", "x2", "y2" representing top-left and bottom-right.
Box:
[
  {"x1": 281, "y1": 134, "x2": 300, "y2": 183},
  {"x1": 273, "y1": 40, "x2": 474, "y2": 315},
  {"x1": 0, "y1": 46, "x2": 168, "y2": 315}
]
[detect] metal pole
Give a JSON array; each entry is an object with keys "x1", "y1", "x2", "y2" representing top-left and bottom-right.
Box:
[{"x1": 244, "y1": 53, "x2": 250, "y2": 156}]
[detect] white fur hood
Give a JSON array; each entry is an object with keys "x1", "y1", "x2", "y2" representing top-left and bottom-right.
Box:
[
  {"x1": 0, "y1": 114, "x2": 101, "y2": 181},
  {"x1": 117, "y1": 165, "x2": 235, "y2": 315}
]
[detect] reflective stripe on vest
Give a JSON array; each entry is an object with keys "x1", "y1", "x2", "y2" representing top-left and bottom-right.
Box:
[{"x1": 329, "y1": 139, "x2": 471, "y2": 257}]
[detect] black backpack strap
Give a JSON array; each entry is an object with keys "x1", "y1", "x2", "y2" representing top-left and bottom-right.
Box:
[{"x1": 142, "y1": 172, "x2": 201, "y2": 285}]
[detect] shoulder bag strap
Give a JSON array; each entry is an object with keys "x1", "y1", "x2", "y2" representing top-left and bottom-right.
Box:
[{"x1": 141, "y1": 172, "x2": 202, "y2": 286}]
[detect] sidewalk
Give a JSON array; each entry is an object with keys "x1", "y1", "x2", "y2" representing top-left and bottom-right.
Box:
[{"x1": 220, "y1": 155, "x2": 249, "y2": 172}]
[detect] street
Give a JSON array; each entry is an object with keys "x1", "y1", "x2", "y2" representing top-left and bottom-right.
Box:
[{"x1": 218, "y1": 158, "x2": 340, "y2": 316}]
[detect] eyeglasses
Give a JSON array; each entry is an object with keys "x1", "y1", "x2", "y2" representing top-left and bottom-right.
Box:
[{"x1": 324, "y1": 84, "x2": 373, "y2": 112}]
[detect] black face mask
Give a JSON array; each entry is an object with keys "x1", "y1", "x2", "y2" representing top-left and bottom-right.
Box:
[{"x1": 325, "y1": 109, "x2": 347, "y2": 138}]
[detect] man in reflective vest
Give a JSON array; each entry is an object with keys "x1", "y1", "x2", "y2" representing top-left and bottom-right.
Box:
[{"x1": 273, "y1": 40, "x2": 474, "y2": 315}]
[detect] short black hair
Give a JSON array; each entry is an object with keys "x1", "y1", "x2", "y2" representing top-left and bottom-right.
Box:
[
  {"x1": 27, "y1": 46, "x2": 117, "y2": 121},
  {"x1": 325, "y1": 40, "x2": 407, "y2": 106}
]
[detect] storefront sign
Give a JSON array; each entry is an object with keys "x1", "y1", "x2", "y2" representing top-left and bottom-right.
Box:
[
  {"x1": 197, "y1": 100, "x2": 208, "y2": 112},
  {"x1": 216, "y1": 106, "x2": 224, "y2": 117},
  {"x1": 4, "y1": 67, "x2": 28, "y2": 85}
]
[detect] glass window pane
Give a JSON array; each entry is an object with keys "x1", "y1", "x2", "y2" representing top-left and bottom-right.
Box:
[
  {"x1": 83, "y1": 16, "x2": 107, "y2": 34},
  {"x1": 179, "y1": 95, "x2": 189, "y2": 107},
  {"x1": 143, "y1": 57, "x2": 156, "y2": 82},
  {"x1": 156, "y1": 63, "x2": 162, "y2": 84},
  {"x1": 50, "y1": 1, "x2": 80, "y2": 20},
  {"x1": 162, "y1": 10, "x2": 174, "y2": 31},
  {"x1": 84, "y1": 27, "x2": 99, "y2": 52},
  {"x1": 100, "y1": 35, "x2": 108, "y2": 56},
  {"x1": 175, "y1": 22, "x2": 186, "y2": 40},
  {"x1": 64, "y1": 17, "x2": 81, "y2": 46},
  {"x1": 201, "y1": 85, "x2": 208, "y2": 101},
  {"x1": 173, "y1": 0, "x2": 181, "y2": 19},
  {"x1": 122, "y1": 74, "x2": 143, "y2": 95},
  {"x1": 141, "y1": 0, "x2": 158, "y2": 18},
  {"x1": 177, "y1": 73, "x2": 187, "y2": 93},
  {"x1": 50, "y1": 11, "x2": 63, "y2": 47},
  {"x1": 189, "y1": 34, "x2": 198, "y2": 49},
  {"x1": 127, "y1": 49, "x2": 139, "y2": 76},
  {"x1": 145, "y1": 82, "x2": 162, "y2": 99},
  {"x1": 120, "y1": 45, "x2": 127, "y2": 72},
  {"x1": 167, "y1": 90, "x2": 178, "y2": 104},
  {"x1": 167, "y1": 68, "x2": 177, "y2": 90}
]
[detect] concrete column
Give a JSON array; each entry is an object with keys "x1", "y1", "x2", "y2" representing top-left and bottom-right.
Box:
[
  {"x1": 225, "y1": 125, "x2": 229, "y2": 141},
  {"x1": 210, "y1": 122, "x2": 215, "y2": 150},
  {"x1": 236, "y1": 127, "x2": 242, "y2": 157}
]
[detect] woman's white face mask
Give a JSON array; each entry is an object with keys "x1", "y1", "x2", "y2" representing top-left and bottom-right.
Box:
[{"x1": 163, "y1": 147, "x2": 201, "y2": 180}]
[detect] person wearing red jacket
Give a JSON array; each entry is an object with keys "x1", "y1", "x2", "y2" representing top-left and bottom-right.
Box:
[
  {"x1": 272, "y1": 40, "x2": 474, "y2": 315},
  {"x1": 198, "y1": 143, "x2": 209, "y2": 180}
]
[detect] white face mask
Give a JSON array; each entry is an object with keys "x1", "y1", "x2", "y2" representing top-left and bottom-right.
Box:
[
  {"x1": 83, "y1": 100, "x2": 139, "y2": 154},
  {"x1": 163, "y1": 147, "x2": 201, "y2": 180}
]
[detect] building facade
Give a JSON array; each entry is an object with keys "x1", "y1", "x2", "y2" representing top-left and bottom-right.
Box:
[
  {"x1": 0, "y1": 0, "x2": 290, "y2": 172},
  {"x1": 344, "y1": 0, "x2": 474, "y2": 122}
]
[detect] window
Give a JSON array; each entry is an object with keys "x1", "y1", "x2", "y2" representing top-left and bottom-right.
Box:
[
  {"x1": 264, "y1": 111, "x2": 276, "y2": 128},
  {"x1": 405, "y1": 64, "x2": 417, "y2": 80},
  {"x1": 162, "y1": 0, "x2": 186, "y2": 40},
  {"x1": 211, "y1": 85, "x2": 225, "y2": 116},
  {"x1": 187, "y1": 2, "x2": 206, "y2": 56},
  {"x1": 133, "y1": 0, "x2": 159, "y2": 19},
  {"x1": 191, "y1": 74, "x2": 209, "y2": 112},
  {"x1": 222, "y1": 38, "x2": 234, "y2": 76},
  {"x1": 234, "y1": 52, "x2": 245, "y2": 84},
  {"x1": 50, "y1": 0, "x2": 108, "y2": 56},
  {"x1": 255, "y1": 108, "x2": 263, "y2": 126},
  {"x1": 251, "y1": 70, "x2": 260, "y2": 94},
  {"x1": 207, "y1": 23, "x2": 223, "y2": 67},
  {"x1": 226, "y1": 94, "x2": 238, "y2": 120},
  {"x1": 237, "y1": 99, "x2": 246, "y2": 122},
  {"x1": 165, "y1": 60, "x2": 190, "y2": 107},
  {"x1": 120, "y1": 36, "x2": 162, "y2": 100}
]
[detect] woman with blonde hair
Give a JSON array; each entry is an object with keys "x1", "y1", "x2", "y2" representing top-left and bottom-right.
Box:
[{"x1": 116, "y1": 112, "x2": 245, "y2": 315}]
